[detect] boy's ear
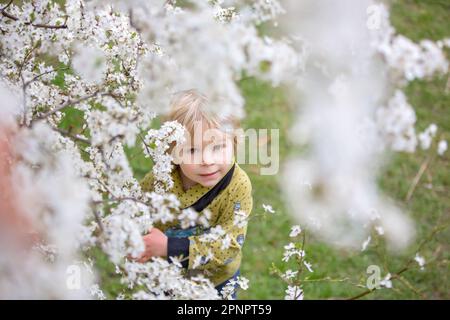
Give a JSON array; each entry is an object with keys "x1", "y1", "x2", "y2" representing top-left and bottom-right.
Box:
[{"x1": 170, "y1": 142, "x2": 184, "y2": 165}]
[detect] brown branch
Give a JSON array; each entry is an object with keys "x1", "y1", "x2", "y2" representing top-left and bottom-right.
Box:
[
  {"x1": 1, "y1": 0, "x2": 14, "y2": 12},
  {"x1": 139, "y1": 133, "x2": 151, "y2": 155},
  {"x1": 405, "y1": 153, "x2": 433, "y2": 202},
  {"x1": 24, "y1": 67, "x2": 68, "y2": 88},
  {"x1": 347, "y1": 288, "x2": 375, "y2": 300},
  {"x1": 396, "y1": 275, "x2": 427, "y2": 299},
  {"x1": 32, "y1": 91, "x2": 101, "y2": 124},
  {"x1": 51, "y1": 126, "x2": 91, "y2": 145},
  {"x1": 346, "y1": 265, "x2": 410, "y2": 300},
  {"x1": 1, "y1": 7, "x2": 68, "y2": 29},
  {"x1": 128, "y1": 8, "x2": 142, "y2": 34},
  {"x1": 91, "y1": 176, "x2": 152, "y2": 208},
  {"x1": 90, "y1": 204, "x2": 104, "y2": 234},
  {"x1": 17, "y1": 42, "x2": 40, "y2": 80},
  {"x1": 347, "y1": 222, "x2": 449, "y2": 300}
]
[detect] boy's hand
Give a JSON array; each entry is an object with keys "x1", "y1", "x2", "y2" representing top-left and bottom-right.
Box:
[{"x1": 136, "y1": 227, "x2": 168, "y2": 263}]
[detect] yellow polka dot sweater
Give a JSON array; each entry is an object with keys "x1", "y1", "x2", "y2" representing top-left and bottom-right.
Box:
[{"x1": 139, "y1": 160, "x2": 253, "y2": 287}]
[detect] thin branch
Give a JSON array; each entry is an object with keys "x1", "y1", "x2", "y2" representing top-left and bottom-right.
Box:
[
  {"x1": 405, "y1": 153, "x2": 433, "y2": 202},
  {"x1": 51, "y1": 126, "x2": 91, "y2": 144},
  {"x1": 139, "y1": 133, "x2": 151, "y2": 155},
  {"x1": 91, "y1": 206, "x2": 104, "y2": 234},
  {"x1": 32, "y1": 91, "x2": 101, "y2": 123},
  {"x1": 104, "y1": 92, "x2": 126, "y2": 108},
  {"x1": 347, "y1": 287, "x2": 375, "y2": 300},
  {"x1": 24, "y1": 67, "x2": 68, "y2": 88},
  {"x1": 91, "y1": 176, "x2": 152, "y2": 208},
  {"x1": 92, "y1": 196, "x2": 150, "y2": 207},
  {"x1": 346, "y1": 267, "x2": 409, "y2": 300},
  {"x1": 396, "y1": 275, "x2": 427, "y2": 299},
  {"x1": 1, "y1": 0, "x2": 14, "y2": 12},
  {"x1": 128, "y1": 8, "x2": 142, "y2": 34},
  {"x1": 18, "y1": 41, "x2": 40, "y2": 80},
  {"x1": 302, "y1": 276, "x2": 353, "y2": 284},
  {"x1": 1, "y1": 8, "x2": 68, "y2": 29},
  {"x1": 294, "y1": 229, "x2": 307, "y2": 283},
  {"x1": 347, "y1": 222, "x2": 449, "y2": 300}
]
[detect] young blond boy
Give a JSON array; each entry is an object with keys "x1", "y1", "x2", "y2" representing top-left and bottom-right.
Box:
[{"x1": 139, "y1": 89, "x2": 253, "y2": 298}]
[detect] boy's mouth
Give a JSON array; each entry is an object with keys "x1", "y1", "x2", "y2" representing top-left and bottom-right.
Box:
[{"x1": 199, "y1": 170, "x2": 219, "y2": 177}]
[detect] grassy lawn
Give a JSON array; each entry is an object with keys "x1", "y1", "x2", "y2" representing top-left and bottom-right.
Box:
[
  {"x1": 61, "y1": 0, "x2": 449, "y2": 299},
  {"x1": 236, "y1": 0, "x2": 450, "y2": 299},
  {"x1": 237, "y1": 77, "x2": 449, "y2": 300}
]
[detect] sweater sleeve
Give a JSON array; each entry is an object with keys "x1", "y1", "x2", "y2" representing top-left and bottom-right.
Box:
[
  {"x1": 140, "y1": 171, "x2": 190, "y2": 267},
  {"x1": 167, "y1": 237, "x2": 190, "y2": 268},
  {"x1": 186, "y1": 179, "x2": 253, "y2": 275}
]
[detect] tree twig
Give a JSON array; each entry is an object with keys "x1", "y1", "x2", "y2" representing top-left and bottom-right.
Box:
[
  {"x1": 1, "y1": 6, "x2": 68, "y2": 29},
  {"x1": 1, "y1": 0, "x2": 14, "y2": 12},
  {"x1": 51, "y1": 126, "x2": 91, "y2": 144},
  {"x1": 31, "y1": 91, "x2": 102, "y2": 124},
  {"x1": 347, "y1": 222, "x2": 449, "y2": 300},
  {"x1": 405, "y1": 153, "x2": 433, "y2": 202},
  {"x1": 24, "y1": 67, "x2": 68, "y2": 88}
]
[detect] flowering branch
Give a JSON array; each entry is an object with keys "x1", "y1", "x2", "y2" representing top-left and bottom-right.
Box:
[
  {"x1": 1, "y1": 3, "x2": 68, "y2": 29},
  {"x1": 24, "y1": 67, "x2": 68, "y2": 88},
  {"x1": 348, "y1": 222, "x2": 449, "y2": 300},
  {"x1": 51, "y1": 126, "x2": 91, "y2": 145},
  {"x1": 31, "y1": 91, "x2": 103, "y2": 124}
]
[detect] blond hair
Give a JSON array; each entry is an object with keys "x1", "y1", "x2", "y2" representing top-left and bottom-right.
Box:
[{"x1": 165, "y1": 89, "x2": 240, "y2": 138}]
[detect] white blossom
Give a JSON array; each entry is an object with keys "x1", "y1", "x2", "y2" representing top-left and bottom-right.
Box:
[
  {"x1": 1, "y1": 0, "x2": 446, "y2": 300},
  {"x1": 380, "y1": 273, "x2": 393, "y2": 289},
  {"x1": 370, "y1": 4, "x2": 448, "y2": 82},
  {"x1": 220, "y1": 276, "x2": 249, "y2": 299},
  {"x1": 282, "y1": 269, "x2": 298, "y2": 280},
  {"x1": 303, "y1": 261, "x2": 313, "y2": 273},
  {"x1": 282, "y1": 243, "x2": 305, "y2": 263},
  {"x1": 101, "y1": 215, "x2": 145, "y2": 264},
  {"x1": 375, "y1": 225, "x2": 385, "y2": 236},
  {"x1": 143, "y1": 121, "x2": 186, "y2": 193},
  {"x1": 414, "y1": 253, "x2": 426, "y2": 271},
  {"x1": 178, "y1": 208, "x2": 199, "y2": 229},
  {"x1": 361, "y1": 236, "x2": 372, "y2": 252},
  {"x1": 72, "y1": 44, "x2": 107, "y2": 84},
  {"x1": 418, "y1": 124, "x2": 438, "y2": 150},
  {"x1": 233, "y1": 209, "x2": 249, "y2": 228},
  {"x1": 221, "y1": 234, "x2": 232, "y2": 250},
  {"x1": 281, "y1": 0, "x2": 419, "y2": 251},
  {"x1": 284, "y1": 285, "x2": 304, "y2": 300},
  {"x1": 289, "y1": 225, "x2": 302, "y2": 237},
  {"x1": 123, "y1": 258, "x2": 220, "y2": 299},
  {"x1": 437, "y1": 140, "x2": 447, "y2": 156},
  {"x1": 262, "y1": 203, "x2": 275, "y2": 214},
  {"x1": 192, "y1": 250, "x2": 214, "y2": 269},
  {"x1": 89, "y1": 284, "x2": 107, "y2": 300},
  {"x1": 376, "y1": 90, "x2": 418, "y2": 153}
]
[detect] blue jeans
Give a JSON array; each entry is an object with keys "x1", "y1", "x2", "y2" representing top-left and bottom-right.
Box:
[{"x1": 215, "y1": 269, "x2": 240, "y2": 300}]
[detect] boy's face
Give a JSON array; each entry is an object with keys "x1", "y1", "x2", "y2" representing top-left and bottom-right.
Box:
[{"x1": 175, "y1": 126, "x2": 234, "y2": 188}]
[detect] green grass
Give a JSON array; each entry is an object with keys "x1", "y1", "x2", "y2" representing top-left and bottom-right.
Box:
[
  {"x1": 237, "y1": 80, "x2": 297, "y2": 299},
  {"x1": 390, "y1": 0, "x2": 450, "y2": 42}
]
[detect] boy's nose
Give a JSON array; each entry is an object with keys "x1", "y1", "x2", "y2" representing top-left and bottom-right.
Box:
[{"x1": 202, "y1": 150, "x2": 215, "y2": 165}]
